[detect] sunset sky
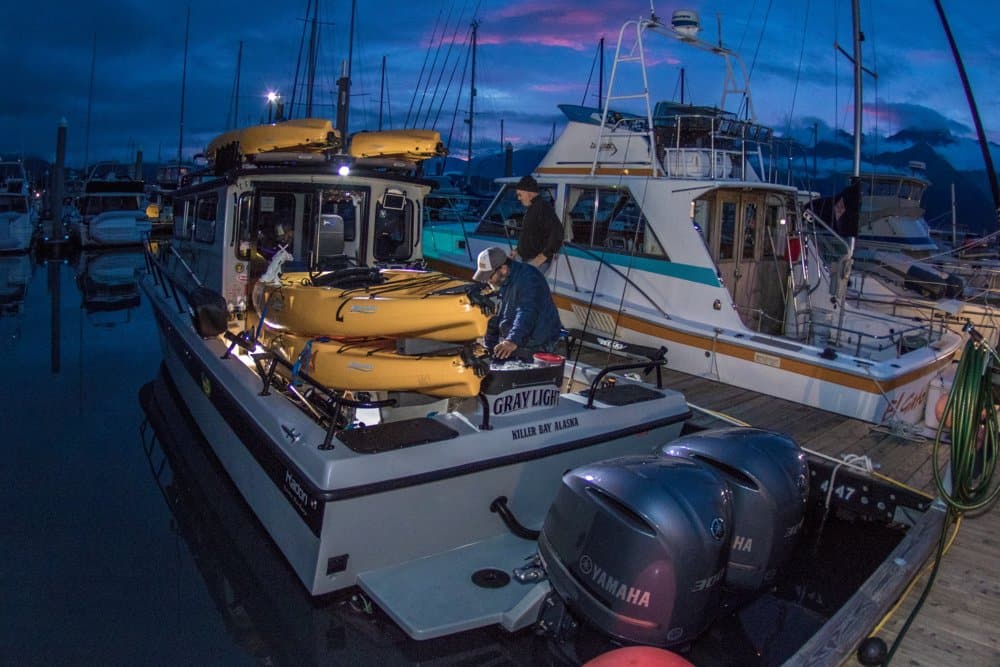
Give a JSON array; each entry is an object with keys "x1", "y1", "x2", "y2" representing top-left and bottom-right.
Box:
[{"x1": 3, "y1": 0, "x2": 996, "y2": 169}]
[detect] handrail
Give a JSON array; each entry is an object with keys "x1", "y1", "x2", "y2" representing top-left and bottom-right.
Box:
[{"x1": 585, "y1": 347, "x2": 667, "y2": 409}]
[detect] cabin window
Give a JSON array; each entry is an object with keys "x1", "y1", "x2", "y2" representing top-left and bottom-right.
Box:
[
  {"x1": 193, "y1": 194, "x2": 218, "y2": 244},
  {"x1": 761, "y1": 204, "x2": 785, "y2": 258},
  {"x1": 475, "y1": 185, "x2": 556, "y2": 241},
  {"x1": 719, "y1": 201, "x2": 737, "y2": 260},
  {"x1": 173, "y1": 199, "x2": 191, "y2": 239},
  {"x1": 320, "y1": 191, "x2": 356, "y2": 242},
  {"x1": 255, "y1": 192, "x2": 299, "y2": 261},
  {"x1": 0, "y1": 196, "x2": 27, "y2": 214},
  {"x1": 235, "y1": 194, "x2": 253, "y2": 260},
  {"x1": 373, "y1": 190, "x2": 414, "y2": 261},
  {"x1": 565, "y1": 186, "x2": 667, "y2": 258},
  {"x1": 741, "y1": 202, "x2": 758, "y2": 260}
]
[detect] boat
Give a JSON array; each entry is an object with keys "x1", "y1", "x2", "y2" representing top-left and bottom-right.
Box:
[
  {"x1": 0, "y1": 161, "x2": 37, "y2": 253},
  {"x1": 140, "y1": 121, "x2": 693, "y2": 602},
  {"x1": 849, "y1": 168, "x2": 939, "y2": 257},
  {"x1": 253, "y1": 268, "x2": 489, "y2": 341},
  {"x1": 68, "y1": 162, "x2": 152, "y2": 247},
  {"x1": 137, "y1": 362, "x2": 945, "y2": 665},
  {"x1": 422, "y1": 13, "x2": 962, "y2": 427},
  {"x1": 843, "y1": 247, "x2": 1000, "y2": 355}
]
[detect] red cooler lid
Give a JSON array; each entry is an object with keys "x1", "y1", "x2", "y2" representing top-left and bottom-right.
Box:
[{"x1": 533, "y1": 352, "x2": 564, "y2": 366}]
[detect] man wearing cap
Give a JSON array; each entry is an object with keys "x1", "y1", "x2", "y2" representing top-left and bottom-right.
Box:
[
  {"x1": 512, "y1": 174, "x2": 563, "y2": 273},
  {"x1": 474, "y1": 246, "x2": 562, "y2": 361}
]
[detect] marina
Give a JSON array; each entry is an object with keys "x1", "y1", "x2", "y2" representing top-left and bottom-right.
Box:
[
  {"x1": 4, "y1": 1, "x2": 999, "y2": 665},
  {"x1": 1, "y1": 248, "x2": 997, "y2": 664}
]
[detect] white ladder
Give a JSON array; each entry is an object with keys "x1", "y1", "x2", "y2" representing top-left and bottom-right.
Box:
[{"x1": 590, "y1": 19, "x2": 661, "y2": 177}]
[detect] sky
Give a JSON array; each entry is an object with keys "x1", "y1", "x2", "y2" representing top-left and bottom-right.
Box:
[{"x1": 2, "y1": 0, "x2": 997, "y2": 171}]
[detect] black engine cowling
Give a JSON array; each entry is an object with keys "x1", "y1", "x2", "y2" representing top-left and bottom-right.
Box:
[
  {"x1": 658, "y1": 427, "x2": 809, "y2": 593},
  {"x1": 538, "y1": 454, "x2": 732, "y2": 647}
]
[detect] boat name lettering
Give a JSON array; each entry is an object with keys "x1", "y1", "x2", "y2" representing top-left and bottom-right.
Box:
[
  {"x1": 349, "y1": 305, "x2": 378, "y2": 314},
  {"x1": 283, "y1": 469, "x2": 316, "y2": 512},
  {"x1": 511, "y1": 416, "x2": 579, "y2": 441},
  {"x1": 881, "y1": 387, "x2": 928, "y2": 421},
  {"x1": 596, "y1": 336, "x2": 627, "y2": 351},
  {"x1": 579, "y1": 555, "x2": 651, "y2": 608},
  {"x1": 492, "y1": 387, "x2": 560, "y2": 416}
]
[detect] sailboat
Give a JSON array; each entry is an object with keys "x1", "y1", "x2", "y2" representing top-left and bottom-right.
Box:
[
  {"x1": 422, "y1": 9, "x2": 962, "y2": 426},
  {"x1": 803, "y1": 4, "x2": 1000, "y2": 357}
]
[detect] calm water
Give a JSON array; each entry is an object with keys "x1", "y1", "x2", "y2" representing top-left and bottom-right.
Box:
[{"x1": 0, "y1": 248, "x2": 905, "y2": 666}]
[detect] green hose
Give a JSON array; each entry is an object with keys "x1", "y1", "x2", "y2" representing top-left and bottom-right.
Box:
[
  {"x1": 882, "y1": 334, "x2": 1000, "y2": 665},
  {"x1": 933, "y1": 335, "x2": 1000, "y2": 512}
]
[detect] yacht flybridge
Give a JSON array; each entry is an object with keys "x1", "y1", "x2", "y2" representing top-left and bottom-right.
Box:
[{"x1": 423, "y1": 12, "x2": 961, "y2": 426}]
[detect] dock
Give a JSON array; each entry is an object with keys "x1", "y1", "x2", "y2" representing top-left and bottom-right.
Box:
[{"x1": 567, "y1": 351, "x2": 999, "y2": 666}]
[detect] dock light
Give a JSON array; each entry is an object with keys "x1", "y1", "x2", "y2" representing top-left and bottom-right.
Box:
[{"x1": 338, "y1": 164, "x2": 351, "y2": 176}]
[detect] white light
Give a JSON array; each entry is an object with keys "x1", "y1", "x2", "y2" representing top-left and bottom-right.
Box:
[
  {"x1": 266, "y1": 91, "x2": 278, "y2": 103},
  {"x1": 338, "y1": 164, "x2": 351, "y2": 176},
  {"x1": 779, "y1": 218, "x2": 787, "y2": 225}
]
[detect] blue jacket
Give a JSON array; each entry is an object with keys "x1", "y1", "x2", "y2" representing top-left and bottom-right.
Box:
[{"x1": 485, "y1": 261, "x2": 562, "y2": 356}]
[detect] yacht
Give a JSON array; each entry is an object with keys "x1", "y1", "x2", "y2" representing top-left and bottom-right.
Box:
[
  {"x1": 69, "y1": 162, "x2": 151, "y2": 247},
  {"x1": 0, "y1": 161, "x2": 37, "y2": 252},
  {"x1": 422, "y1": 14, "x2": 961, "y2": 427}
]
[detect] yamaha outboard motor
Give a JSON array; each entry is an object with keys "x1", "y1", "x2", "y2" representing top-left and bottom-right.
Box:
[
  {"x1": 659, "y1": 427, "x2": 809, "y2": 593},
  {"x1": 538, "y1": 455, "x2": 732, "y2": 647}
]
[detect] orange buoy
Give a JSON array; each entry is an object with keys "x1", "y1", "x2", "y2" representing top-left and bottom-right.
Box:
[{"x1": 582, "y1": 646, "x2": 695, "y2": 667}]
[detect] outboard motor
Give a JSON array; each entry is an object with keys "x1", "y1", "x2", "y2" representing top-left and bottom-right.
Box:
[
  {"x1": 538, "y1": 455, "x2": 731, "y2": 647},
  {"x1": 659, "y1": 427, "x2": 809, "y2": 593}
]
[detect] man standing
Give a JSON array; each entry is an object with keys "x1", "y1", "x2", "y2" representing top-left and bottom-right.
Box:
[
  {"x1": 474, "y1": 246, "x2": 562, "y2": 361},
  {"x1": 512, "y1": 175, "x2": 563, "y2": 273}
]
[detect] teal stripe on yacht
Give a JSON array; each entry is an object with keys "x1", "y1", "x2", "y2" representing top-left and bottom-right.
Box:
[
  {"x1": 560, "y1": 245, "x2": 721, "y2": 287},
  {"x1": 425, "y1": 228, "x2": 721, "y2": 288}
]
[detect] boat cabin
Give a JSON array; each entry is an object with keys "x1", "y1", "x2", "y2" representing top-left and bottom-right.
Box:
[{"x1": 165, "y1": 155, "x2": 431, "y2": 318}]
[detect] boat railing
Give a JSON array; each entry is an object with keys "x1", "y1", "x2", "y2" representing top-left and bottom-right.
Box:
[
  {"x1": 653, "y1": 112, "x2": 770, "y2": 182},
  {"x1": 798, "y1": 303, "x2": 946, "y2": 358}
]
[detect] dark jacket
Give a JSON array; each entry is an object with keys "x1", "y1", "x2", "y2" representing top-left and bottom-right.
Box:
[
  {"x1": 484, "y1": 261, "x2": 562, "y2": 357},
  {"x1": 516, "y1": 196, "x2": 563, "y2": 261}
]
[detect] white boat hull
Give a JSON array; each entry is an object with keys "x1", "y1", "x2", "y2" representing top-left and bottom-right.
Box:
[{"x1": 147, "y1": 281, "x2": 690, "y2": 596}]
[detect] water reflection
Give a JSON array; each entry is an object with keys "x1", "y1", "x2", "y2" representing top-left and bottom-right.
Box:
[
  {"x1": 0, "y1": 252, "x2": 31, "y2": 346},
  {"x1": 74, "y1": 248, "x2": 144, "y2": 316}
]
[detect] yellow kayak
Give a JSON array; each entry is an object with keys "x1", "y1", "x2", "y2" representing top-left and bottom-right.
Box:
[
  {"x1": 255, "y1": 269, "x2": 489, "y2": 342},
  {"x1": 348, "y1": 129, "x2": 446, "y2": 161},
  {"x1": 264, "y1": 330, "x2": 482, "y2": 398},
  {"x1": 205, "y1": 118, "x2": 341, "y2": 162}
]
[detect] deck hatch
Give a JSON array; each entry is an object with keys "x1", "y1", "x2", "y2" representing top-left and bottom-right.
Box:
[{"x1": 338, "y1": 417, "x2": 459, "y2": 453}]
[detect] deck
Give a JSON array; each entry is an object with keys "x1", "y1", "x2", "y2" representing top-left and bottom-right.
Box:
[{"x1": 569, "y1": 350, "x2": 1000, "y2": 666}]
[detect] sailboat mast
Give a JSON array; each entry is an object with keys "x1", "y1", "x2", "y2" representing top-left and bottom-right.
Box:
[
  {"x1": 598, "y1": 36, "x2": 604, "y2": 110},
  {"x1": 336, "y1": 0, "x2": 356, "y2": 137},
  {"x1": 467, "y1": 20, "x2": 478, "y2": 170},
  {"x1": 305, "y1": 0, "x2": 319, "y2": 117},
  {"x1": 83, "y1": 33, "x2": 96, "y2": 170},
  {"x1": 931, "y1": 0, "x2": 1000, "y2": 219},
  {"x1": 850, "y1": 0, "x2": 862, "y2": 178},
  {"x1": 177, "y1": 4, "x2": 190, "y2": 184},
  {"x1": 378, "y1": 55, "x2": 387, "y2": 131}
]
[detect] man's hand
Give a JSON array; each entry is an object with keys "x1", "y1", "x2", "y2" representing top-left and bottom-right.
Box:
[{"x1": 493, "y1": 339, "x2": 518, "y2": 360}]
